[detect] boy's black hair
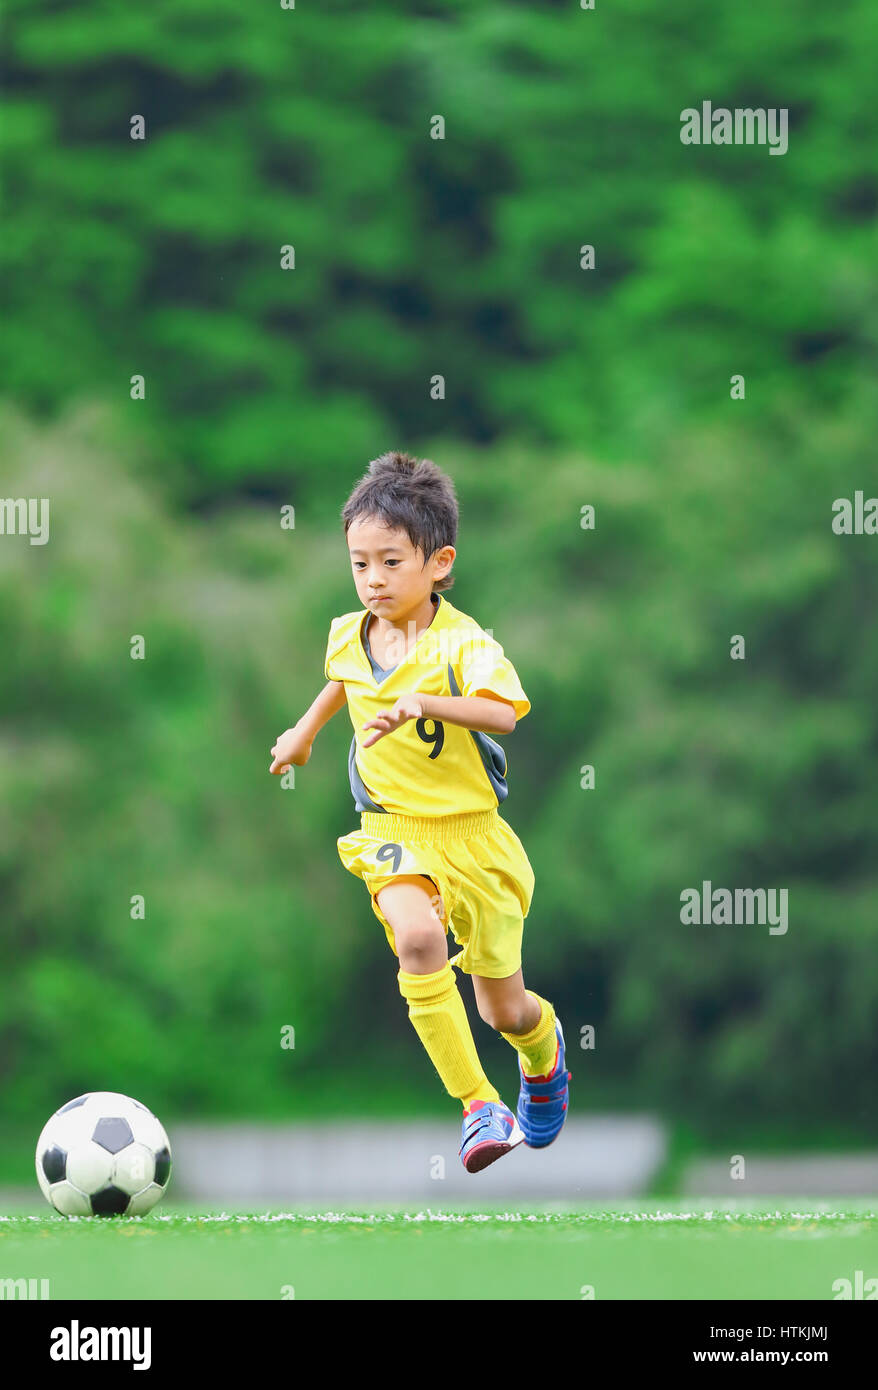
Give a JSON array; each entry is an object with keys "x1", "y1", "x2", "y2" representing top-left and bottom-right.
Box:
[{"x1": 341, "y1": 450, "x2": 458, "y2": 592}]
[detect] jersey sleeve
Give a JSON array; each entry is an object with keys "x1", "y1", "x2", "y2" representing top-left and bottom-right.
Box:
[
  {"x1": 455, "y1": 634, "x2": 531, "y2": 721},
  {"x1": 324, "y1": 617, "x2": 346, "y2": 682}
]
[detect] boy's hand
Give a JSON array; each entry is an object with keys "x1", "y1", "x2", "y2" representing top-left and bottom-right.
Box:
[
  {"x1": 361, "y1": 694, "x2": 425, "y2": 748},
  {"x1": 269, "y1": 725, "x2": 313, "y2": 773}
]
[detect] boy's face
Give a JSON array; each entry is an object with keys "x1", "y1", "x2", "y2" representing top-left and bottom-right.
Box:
[{"x1": 346, "y1": 516, "x2": 454, "y2": 618}]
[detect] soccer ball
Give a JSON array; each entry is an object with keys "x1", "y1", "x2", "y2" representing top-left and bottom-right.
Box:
[{"x1": 35, "y1": 1091, "x2": 172, "y2": 1217}]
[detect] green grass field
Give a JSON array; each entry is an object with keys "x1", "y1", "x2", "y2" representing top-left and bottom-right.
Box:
[{"x1": 2, "y1": 1200, "x2": 876, "y2": 1299}]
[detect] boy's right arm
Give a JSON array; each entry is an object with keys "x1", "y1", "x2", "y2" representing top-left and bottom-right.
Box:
[{"x1": 269, "y1": 680, "x2": 346, "y2": 773}]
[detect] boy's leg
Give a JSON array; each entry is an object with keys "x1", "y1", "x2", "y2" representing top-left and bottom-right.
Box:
[
  {"x1": 377, "y1": 876, "x2": 500, "y2": 1110},
  {"x1": 472, "y1": 970, "x2": 560, "y2": 1078}
]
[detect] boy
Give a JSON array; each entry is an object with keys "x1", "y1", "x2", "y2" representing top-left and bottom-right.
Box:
[{"x1": 270, "y1": 451, "x2": 570, "y2": 1172}]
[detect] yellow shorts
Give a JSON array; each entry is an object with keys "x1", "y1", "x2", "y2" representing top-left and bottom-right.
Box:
[{"x1": 335, "y1": 806, "x2": 535, "y2": 979}]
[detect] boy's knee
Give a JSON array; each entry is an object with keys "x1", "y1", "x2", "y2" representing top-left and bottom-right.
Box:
[
  {"x1": 478, "y1": 1002, "x2": 512, "y2": 1032},
  {"x1": 375, "y1": 876, "x2": 447, "y2": 971},
  {"x1": 396, "y1": 922, "x2": 447, "y2": 968},
  {"x1": 477, "y1": 999, "x2": 530, "y2": 1033}
]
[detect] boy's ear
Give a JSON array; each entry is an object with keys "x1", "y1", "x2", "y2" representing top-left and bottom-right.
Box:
[{"x1": 433, "y1": 543, "x2": 455, "y2": 576}]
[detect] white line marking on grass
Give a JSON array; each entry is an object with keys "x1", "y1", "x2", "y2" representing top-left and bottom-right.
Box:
[{"x1": 2, "y1": 1208, "x2": 875, "y2": 1227}]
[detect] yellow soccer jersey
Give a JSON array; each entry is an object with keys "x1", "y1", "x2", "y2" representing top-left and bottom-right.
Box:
[{"x1": 324, "y1": 592, "x2": 530, "y2": 817}]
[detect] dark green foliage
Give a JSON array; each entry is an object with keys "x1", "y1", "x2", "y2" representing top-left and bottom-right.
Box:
[{"x1": 3, "y1": 2, "x2": 875, "y2": 497}]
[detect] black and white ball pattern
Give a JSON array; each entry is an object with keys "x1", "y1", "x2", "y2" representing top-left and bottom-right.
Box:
[{"x1": 35, "y1": 1092, "x2": 172, "y2": 1216}]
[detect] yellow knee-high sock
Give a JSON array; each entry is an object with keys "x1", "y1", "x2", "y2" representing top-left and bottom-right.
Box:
[
  {"x1": 500, "y1": 991, "x2": 559, "y2": 1077},
  {"x1": 398, "y1": 962, "x2": 500, "y2": 1110}
]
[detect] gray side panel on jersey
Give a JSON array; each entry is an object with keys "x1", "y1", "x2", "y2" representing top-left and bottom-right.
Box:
[
  {"x1": 446, "y1": 663, "x2": 508, "y2": 804},
  {"x1": 350, "y1": 614, "x2": 392, "y2": 811},
  {"x1": 348, "y1": 735, "x2": 386, "y2": 813}
]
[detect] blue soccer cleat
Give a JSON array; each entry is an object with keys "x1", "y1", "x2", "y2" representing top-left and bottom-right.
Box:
[
  {"x1": 459, "y1": 1099, "x2": 525, "y2": 1173},
  {"x1": 516, "y1": 1019, "x2": 571, "y2": 1148}
]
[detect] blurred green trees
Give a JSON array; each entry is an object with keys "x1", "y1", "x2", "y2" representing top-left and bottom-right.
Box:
[
  {"x1": 1, "y1": 1, "x2": 877, "y2": 1140},
  {"x1": 2, "y1": 400, "x2": 877, "y2": 1137},
  {"x1": 3, "y1": 1, "x2": 876, "y2": 498}
]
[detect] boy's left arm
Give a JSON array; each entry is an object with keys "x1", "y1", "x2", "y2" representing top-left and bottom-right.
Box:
[
  {"x1": 422, "y1": 692, "x2": 517, "y2": 732},
  {"x1": 361, "y1": 692, "x2": 516, "y2": 748}
]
